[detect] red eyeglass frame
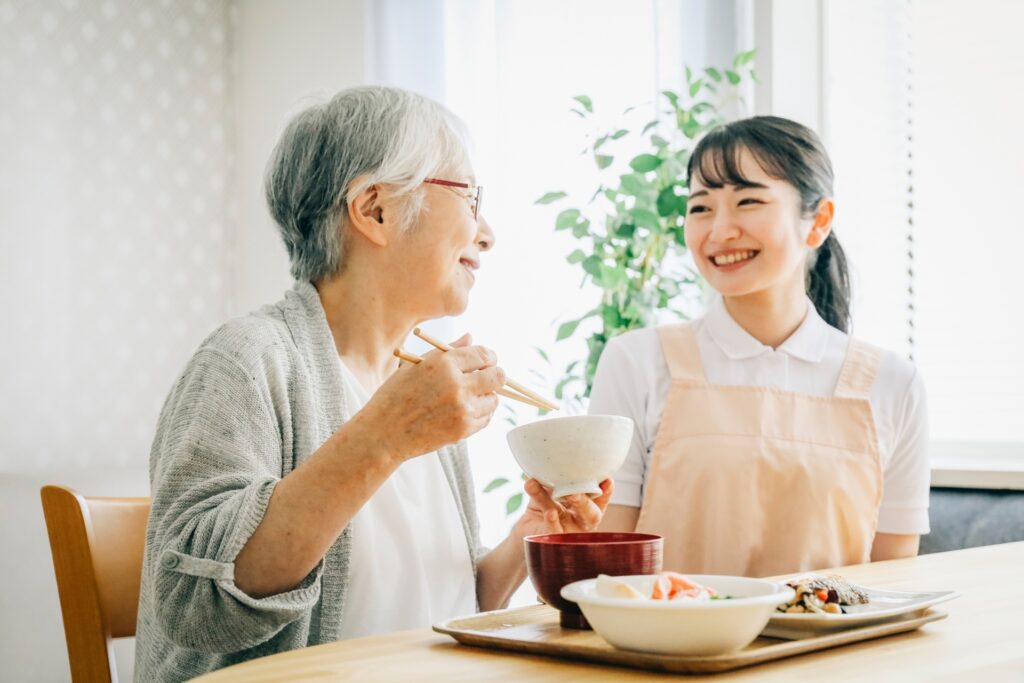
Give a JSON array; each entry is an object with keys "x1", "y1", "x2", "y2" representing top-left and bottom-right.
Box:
[{"x1": 423, "y1": 178, "x2": 483, "y2": 219}]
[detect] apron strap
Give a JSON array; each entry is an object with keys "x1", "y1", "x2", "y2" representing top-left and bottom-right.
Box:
[
  {"x1": 834, "y1": 338, "x2": 883, "y2": 399},
  {"x1": 656, "y1": 323, "x2": 706, "y2": 384}
]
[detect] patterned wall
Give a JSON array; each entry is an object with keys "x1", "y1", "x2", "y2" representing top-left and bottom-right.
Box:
[{"x1": 0, "y1": 0, "x2": 235, "y2": 472}]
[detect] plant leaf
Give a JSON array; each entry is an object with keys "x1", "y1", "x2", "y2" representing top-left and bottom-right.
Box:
[
  {"x1": 656, "y1": 186, "x2": 678, "y2": 217},
  {"x1": 572, "y1": 219, "x2": 591, "y2": 238},
  {"x1": 629, "y1": 154, "x2": 662, "y2": 173},
  {"x1": 672, "y1": 224, "x2": 687, "y2": 246},
  {"x1": 676, "y1": 194, "x2": 689, "y2": 216},
  {"x1": 595, "y1": 153, "x2": 614, "y2": 169},
  {"x1": 535, "y1": 347, "x2": 550, "y2": 363},
  {"x1": 484, "y1": 477, "x2": 509, "y2": 493},
  {"x1": 506, "y1": 492, "x2": 524, "y2": 515},
  {"x1": 733, "y1": 48, "x2": 757, "y2": 68},
  {"x1": 556, "y1": 319, "x2": 579, "y2": 341},
  {"x1": 662, "y1": 90, "x2": 679, "y2": 109},
  {"x1": 567, "y1": 249, "x2": 586, "y2": 264},
  {"x1": 726, "y1": 70, "x2": 741, "y2": 85},
  {"x1": 610, "y1": 128, "x2": 629, "y2": 140},
  {"x1": 555, "y1": 208, "x2": 581, "y2": 230},
  {"x1": 573, "y1": 94, "x2": 594, "y2": 113},
  {"x1": 619, "y1": 173, "x2": 649, "y2": 197},
  {"x1": 615, "y1": 222, "x2": 636, "y2": 238},
  {"x1": 704, "y1": 67, "x2": 723, "y2": 82},
  {"x1": 554, "y1": 375, "x2": 577, "y2": 400},
  {"x1": 641, "y1": 119, "x2": 659, "y2": 135},
  {"x1": 535, "y1": 191, "x2": 567, "y2": 205},
  {"x1": 630, "y1": 208, "x2": 660, "y2": 230},
  {"x1": 689, "y1": 79, "x2": 703, "y2": 97},
  {"x1": 581, "y1": 255, "x2": 603, "y2": 279}
]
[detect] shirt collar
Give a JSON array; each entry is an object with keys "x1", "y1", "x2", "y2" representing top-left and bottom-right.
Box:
[{"x1": 704, "y1": 295, "x2": 830, "y2": 363}]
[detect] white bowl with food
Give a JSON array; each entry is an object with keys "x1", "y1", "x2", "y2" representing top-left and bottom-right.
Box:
[
  {"x1": 506, "y1": 414, "x2": 634, "y2": 499},
  {"x1": 560, "y1": 573, "x2": 794, "y2": 656}
]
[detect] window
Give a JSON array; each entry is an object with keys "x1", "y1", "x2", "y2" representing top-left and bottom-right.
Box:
[{"x1": 827, "y1": 0, "x2": 1024, "y2": 467}]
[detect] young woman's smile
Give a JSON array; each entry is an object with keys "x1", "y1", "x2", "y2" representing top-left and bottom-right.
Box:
[
  {"x1": 708, "y1": 248, "x2": 761, "y2": 270},
  {"x1": 685, "y1": 147, "x2": 818, "y2": 301}
]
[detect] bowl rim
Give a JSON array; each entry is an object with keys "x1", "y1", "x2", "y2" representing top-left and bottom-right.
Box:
[
  {"x1": 561, "y1": 574, "x2": 795, "y2": 610},
  {"x1": 506, "y1": 413, "x2": 634, "y2": 438},
  {"x1": 523, "y1": 531, "x2": 662, "y2": 546}
]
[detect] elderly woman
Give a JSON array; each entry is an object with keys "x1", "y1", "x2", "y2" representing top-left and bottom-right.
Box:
[{"x1": 133, "y1": 86, "x2": 611, "y2": 681}]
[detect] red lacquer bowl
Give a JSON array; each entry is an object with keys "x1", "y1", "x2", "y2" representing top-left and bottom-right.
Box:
[{"x1": 524, "y1": 532, "x2": 663, "y2": 629}]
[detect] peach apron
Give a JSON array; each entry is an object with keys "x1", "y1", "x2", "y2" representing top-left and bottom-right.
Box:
[{"x1": 635, "y1": 323, "x2": 883, "y2": 577}]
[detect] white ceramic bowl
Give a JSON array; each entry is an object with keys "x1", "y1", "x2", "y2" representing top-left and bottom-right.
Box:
[
  {"x1": 506, "y1": 415, "x2": 634, "y2": 499},
  {"x1": 560, "y1": 574, "x2": 794, "y2": 656}
]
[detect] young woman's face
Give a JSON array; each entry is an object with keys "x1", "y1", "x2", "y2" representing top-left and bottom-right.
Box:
[{"x1": 684, "y1": 146, "x2": 822, "y2": 300}]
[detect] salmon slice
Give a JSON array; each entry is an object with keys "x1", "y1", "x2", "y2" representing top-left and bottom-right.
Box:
[{"x1": 650, "y1": 572, "x2": 715, "y2": 600}]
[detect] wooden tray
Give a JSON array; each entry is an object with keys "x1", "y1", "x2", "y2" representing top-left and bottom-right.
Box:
[{"x1": 433, "y1": 604, "x2": 947, "y2": 675}]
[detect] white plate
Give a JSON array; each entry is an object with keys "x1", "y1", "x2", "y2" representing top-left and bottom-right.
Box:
[{"x1": 765, "y1": 579, "x2": 960, "y2": 639}]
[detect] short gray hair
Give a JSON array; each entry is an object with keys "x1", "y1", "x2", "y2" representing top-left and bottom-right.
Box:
[{"x1": 264, "y1": 86, "x2": 473, "y2": 281}]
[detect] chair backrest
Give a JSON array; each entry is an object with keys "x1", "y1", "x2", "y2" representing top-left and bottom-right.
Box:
[{"x1": 40, "y1": 485, "x2": 150, "y2": 683}]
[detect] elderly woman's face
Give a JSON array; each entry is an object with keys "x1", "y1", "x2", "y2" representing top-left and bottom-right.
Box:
[{"x1": 393, "y1": 176, "x2": 495, "y2": 318}]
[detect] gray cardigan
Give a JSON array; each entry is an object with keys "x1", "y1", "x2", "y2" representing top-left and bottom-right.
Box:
[{"x1": 134, "y1": 281, "x2": 484, "y2": 682}]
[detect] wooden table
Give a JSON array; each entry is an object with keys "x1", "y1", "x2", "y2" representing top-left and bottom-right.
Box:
[{"x1": 192, "y1": 542, "x2": 1024, "y2": 682}]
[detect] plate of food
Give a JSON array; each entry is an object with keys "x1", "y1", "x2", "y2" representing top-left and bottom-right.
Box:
[{"x1": 764, "y1": 573, "x2": 959, "y2": 639}]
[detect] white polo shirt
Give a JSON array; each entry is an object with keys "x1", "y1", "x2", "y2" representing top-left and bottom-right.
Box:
[{"x1": 588, "y1": 296, "x2": 930, "y2": 535}]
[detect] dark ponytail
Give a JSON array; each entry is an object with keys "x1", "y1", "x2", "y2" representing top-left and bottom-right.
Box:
[
  {"x1": 805, "y1": 232, "x2": 851, "y2": 332},
  {"x1": 687, "y1": 116, "x2": 852, "y2": 332}
]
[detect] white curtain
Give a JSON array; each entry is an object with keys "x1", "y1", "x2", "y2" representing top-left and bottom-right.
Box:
[{"x1": 826, "y1": 0, "x2": 1024, "y2": 450}]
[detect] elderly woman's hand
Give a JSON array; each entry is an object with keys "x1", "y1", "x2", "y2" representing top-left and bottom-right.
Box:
[
  {"x1": 359, "y1": 335, "x2": 505, "y2": 461},
  {"x1": 513, "y1": 478, "x2": 614, "y2": 538}
]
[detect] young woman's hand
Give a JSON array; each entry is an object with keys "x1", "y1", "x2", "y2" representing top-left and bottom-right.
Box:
[
  {"x1": 358, "y1": 334, "x2": 504, "y2": 462},
  {"x1": 513, "y1": 478, "x2": 614, "y2": 538}
]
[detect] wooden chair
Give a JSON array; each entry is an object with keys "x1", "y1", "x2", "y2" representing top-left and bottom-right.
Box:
[{"x1": 40, "y1": 485, "x2": 150, "y2": 683}]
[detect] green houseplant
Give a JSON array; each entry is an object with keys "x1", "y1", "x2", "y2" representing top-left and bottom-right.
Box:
[{"x1": 486, "y1": 51, "x2": 758, "y2": 514}]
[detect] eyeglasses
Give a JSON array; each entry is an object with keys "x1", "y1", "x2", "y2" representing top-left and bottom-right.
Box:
[{"x1": 423, "y1": 178, "x2": 483, "y2": 220}]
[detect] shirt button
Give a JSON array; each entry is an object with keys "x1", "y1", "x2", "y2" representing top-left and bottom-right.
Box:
[{"x1": 161, "y1": 552, "x2": 180, "y2": 569}]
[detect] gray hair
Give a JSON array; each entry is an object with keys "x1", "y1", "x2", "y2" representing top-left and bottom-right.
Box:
[{"x1": 264, "y1": 86, "x2": 473, "y2": 281}]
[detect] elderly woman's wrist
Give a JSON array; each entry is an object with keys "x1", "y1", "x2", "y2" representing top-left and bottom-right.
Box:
[{"x1": 332, "y1": 411, "x2": 406, "y2": 471}]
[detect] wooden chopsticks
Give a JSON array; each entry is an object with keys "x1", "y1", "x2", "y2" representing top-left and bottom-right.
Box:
[
  {"x1": 393, "y1": 349, "x2": 551, "y2": 410},
  {"x1": 393, "y1": 329, "x2": 560, "y2": 412}
]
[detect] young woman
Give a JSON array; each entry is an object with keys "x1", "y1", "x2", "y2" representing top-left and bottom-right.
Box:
[{"x1": 592, "y1": 116, "x2": 929, "y2": 577}]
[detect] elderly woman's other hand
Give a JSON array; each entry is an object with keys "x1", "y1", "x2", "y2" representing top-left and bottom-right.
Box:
[
  {"x1": 514, "y1": 478, "x2": 614, "y2": 537},
  {"x1": 358, "y1": 335, "x2": 505, "y2": 461}
]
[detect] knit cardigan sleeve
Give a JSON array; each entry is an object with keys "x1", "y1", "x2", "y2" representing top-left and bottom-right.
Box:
[{"x1": 145, "y1": 344, "x2": 323, "y2": 653}]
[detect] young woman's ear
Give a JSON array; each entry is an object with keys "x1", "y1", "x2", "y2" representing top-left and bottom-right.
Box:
[
  {"x1": 347, "y1": 181, "x2": 390, "y2": 247},
  {"x1": 805, "y1": 198, "x2": 835, "y2": 249}
]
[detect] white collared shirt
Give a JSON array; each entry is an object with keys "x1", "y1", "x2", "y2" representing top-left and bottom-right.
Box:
[{"x1": 588, "y1": 296, "x2": 930, "y2": 535}]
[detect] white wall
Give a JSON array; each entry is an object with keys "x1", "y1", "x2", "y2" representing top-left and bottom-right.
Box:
[
  {"x1": 752, "y1": 0, "x2": 825, "y2": 132},
  {"x1": 229, "y1": 0, "x2": 367, "y2": 315},
  {"x1": 0, "y1": 2, "x2": 367, "y2": 681}
]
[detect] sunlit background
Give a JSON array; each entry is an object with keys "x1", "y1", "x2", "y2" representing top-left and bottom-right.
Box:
[{"x1": 2, "y1": 1, "x2": 1021, "y2": 680}]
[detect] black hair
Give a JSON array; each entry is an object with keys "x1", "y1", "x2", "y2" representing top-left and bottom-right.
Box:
[{"x1": 686, "y1": 116, "x2": 851, "y2": 333}]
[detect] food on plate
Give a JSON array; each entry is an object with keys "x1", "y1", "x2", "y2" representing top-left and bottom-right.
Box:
[
  {"x1": 595, "y1": 574, "x2": 648, "y2": 600},
  {"x1": 596, "y1": 572, "x2": 725, "y2": 602},
  {"x1": 777, "y1": 574, "x2": 870, "y2": 614}
]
